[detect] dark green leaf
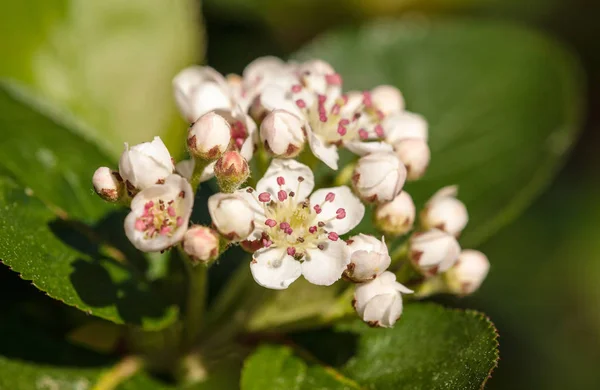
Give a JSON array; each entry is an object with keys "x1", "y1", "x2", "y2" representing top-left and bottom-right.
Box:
[
  {"x1": 339, "y1": 303, "x2": 499, "y2": 390},
  {"x1": 296, "y1": 19, "x2": 584, "y2": 246},
  {"x1": 241, "y1": 345, "x2": 360, "y2": 390},
  {"x1": 0, "y1": 0, "x2": 202, "y2": 157},
  {"x1": 0, "y1": 176, "x2": 178, "y2": 329}
]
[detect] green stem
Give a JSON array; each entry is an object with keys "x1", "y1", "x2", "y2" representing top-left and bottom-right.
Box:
[
  {"x1": 92, "y1": 356, "x2": 143, "y2": 390},
  {"x1": 190, "y1": 159, "x2": 211, "y2": 191},
  {"x1": 333, "y1": 162, "x2": 356, "y2": 186},
  {"x1": 182, "y1": 251, "x2": 208, "y2": 347}
]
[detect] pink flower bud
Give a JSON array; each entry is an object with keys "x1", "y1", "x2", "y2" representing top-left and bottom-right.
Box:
[
  {"x1": 187, "y1": 112, "x2": 232, "y2": 161},
  {"x1": 260, "y1": 109, "x2": 306, "y2": 158},
  {"x1": 409, "y1": 229, "x2": 461, "y2": 276},
  {"x1": 214, "y1": 151, "x2": 250, "y2": 192},
  {"x1": 374, "y1": 191, "x2": 415, "y2": 236},
  {"x1": 352, "y1": 152, "x2": 406, "y2": 203},
  {"x1": 421, "y1": 186, "x2": 468, "y2": 236},
  {"x1": 183, "y1": 225, "x2": 220, "y2": 264},
  {"x1": 444, "y1": 250, "x2": 490, "y2": 295},
  {"x1": 394, "y1": 139, "x2": 430, "y2": 180}
]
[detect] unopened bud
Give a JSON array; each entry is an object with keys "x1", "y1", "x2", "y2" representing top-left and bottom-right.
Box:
[
  {"x1": 394, "y1": 139, "x2": 430, "y2": 180},
  {"x1": 260, "y1": 109, "x2": 305, "y2": 158},
  {"x1": 93, "y1": 167, "x2": 124, "y2": 202},
  {"x1": 208, "y1": 192, "x2": 255, "y2": 241},
  {"x1": 353, "y1": 271, "x2": 412, "y2": 328},
  {"x1": 187, "y1": 112, "x2": 231, "y2": 162},
  {"x1": 409, "y1": 229, "x2": 461, "y2": 276},
  {"x1": 384, "y1": 112, "x2": 428, "y2": 145},
  {"x1": 214, "y1": 151, "x2": 250, "y2": 192},
  {"x1": 371, "y1": 85, "x2": 404, "y2": 115},
  {"x1": 374, "y1": 191, "x2": 415, "y2": 236},
  {"x1": 344, "y1": 234, "x2": 391, "y2": 283},
  {"x1": 183, "y1": 225, "x2": 220, "y2": 264},
  {"x1": 173, "y1": 66, "x2": 232, "y2": 122},
  {"x1": 445, "y1": 250, "x2": 489, "y2": 295},
  {"x1": 352, "y1": 152, "x2": 406, "y2": 203},
  {"x1": 118, "y1": 136, "x2": 174, "y2": 193},
  {"x1": 421, "y1": 186, "x2": 468, "y2": 236}
]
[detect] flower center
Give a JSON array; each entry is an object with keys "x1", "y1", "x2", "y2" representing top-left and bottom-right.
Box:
[
  {"x1": 249, "y1": 176, "x2": 347, "y2": 258},
  {"x1": 134, "y1": 194, "x2": 185, "y2": 239}
]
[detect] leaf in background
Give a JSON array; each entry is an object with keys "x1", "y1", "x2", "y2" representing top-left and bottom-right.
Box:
[
  {"x1": 0, "y1": 176, "x2": 178, "y2": 329},
  {"x1": 0, "y1": 0, "x2": 202, "y2": 157},
  {"x1": 339, "y1": 303, "x2": 498, "y2": 390},
  {"x1": 296, "y1": 19, "x2": 584, "y2": 247},
  {"x1": 241, "y1": 345, "x2": 360, "y2": 390}
]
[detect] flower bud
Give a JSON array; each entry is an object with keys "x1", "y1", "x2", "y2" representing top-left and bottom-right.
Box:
[
  {"x1": 421, "y1": 186, "x2": 468, "y2": 236},
  {"x1": 260, "y1": 109, "x2": 306, "y2": 158},
  {"x1": 118, "y1": 136, "x2": 174, "y2": 193},
  {"x1": 183, "y1": 225, "x2": 221, "y2": 264},
  {"x1": 445, "y1": 250, "x2": 490, "y2": 295},
  {"x1": 374, "y1": 191, "x2": 415, "y2": 236},
  {"x1": 384, "y1": 112, "x2": 428, "y2": 145},
  {"x1": 352, "y1": 152, "x2": 406, "y2": 203},
  {"x1": 93, "y1": 167, "x2": 124, "y2": 202},
  {"x1": 353, "y1": 271, "x2": 412, "y2": 328},
  {"x1": 394, "y1": 139, "x2": 430, "y2": 180},
  {"x1": 187, "y1": 112, "x2": 232, "y2": 161},
  {"x1": 208, "y1": 193, "x2": 255, "y2": 241},
  {"x1": 173, "y1": 66, "x2": 232, "y2": 122},
  {"x1": 214, "y1": 151, "x2": 250, "y2": 192},
  {"x1": 344, "y1": 234, "x2": 391, "y2": 283},
  {"x1": 409, "y1": 229, "x2": 461, "y2": 276},
  {"x1": 371, "y1": 85, "x2": 404, "y2": 115}
]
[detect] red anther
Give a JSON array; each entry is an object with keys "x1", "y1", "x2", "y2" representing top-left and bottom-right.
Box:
[
  {"x1": 358, "y1": 129, "x2": 369, "y2": 140},
  {"x1": 235, "y1": 138, "x2": 244, "y2": 148},
  {"x1": 339, "y1": 118, "x2": 350, "y2": 126},
  {"x1": 144, "y1": 201, "x2": 154, "y2": 209},
  {"x1": 296, "y1": 99, "x2": 306, "y2": 108},
  {"x1": 135, "y1": 219, "x2": 146, "y2": 231},
  {"x1": 319, "y1": 114, "x2": 328, "y2": 123},
  {"x1": 336, "y1": 208, "x2": 346, "y2": 219},
  {"x1": 278, "y1": 190, "x2": 288, "y2": 201},
  {"x1": 167, "y1": 206, "x2": 176, "y2": 217},
  {"x1": 287, "y1": 247, "x2": 297, "y2": 256},
  {"x1": 309, "y1": 226, "x2": 317, "y2": 234},
  {"x1": 258, "y1": 192, "x2": 271, "y2": 202},
  {"x1": 337, "y1": 124, "x2": 347, "y2": 136},
  {"x1": 277, "y1": 176, "x2": 285, "y2": 186},
  {"x1": 362, "y1": 91, "x2": 372, "y2": 107},
  {"x1": 325, "y1": 192, "x2": 336, "y2": 202},
  {"x1": 314, "y1": 204, "x2": 322, "y2": 214},
  {"x1": 160, "y1": 226, "x2": 171, "y2": 235},
  {"x1": 265, "y1": 219, "x2": 277, "y2": 227},
  {"x1": 318, "y1": 94, "x2": 327, "y2": 104},
  {"x1": 318, "y1": 244, "x2": 325, "y2": 250},
  {"x1": 176, "y1": 217, "x2": 184, "y2": 226},
  {"x1": 374, "y1": 124, "x2": 384, "y2": 137},
  {"x1": 291, "y1": 84, "x2": 302, "y2": 93},
  {"x1": 285, "y1": 227, "x2": 293, "y2": 235},
  {"x1": 325, "y1": 73, "x2": 342, "y2": 85},
  {"x1": 280, "y1": 222, "x2": 291, "y2": 230},
  {"x1": 328, "y1": 232, "x2": 339, "y2": 241}
]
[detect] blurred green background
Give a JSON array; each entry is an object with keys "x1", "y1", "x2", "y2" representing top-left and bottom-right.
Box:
[{"x1": 1, "y1": 0, "x2": 599, "y2": 388}]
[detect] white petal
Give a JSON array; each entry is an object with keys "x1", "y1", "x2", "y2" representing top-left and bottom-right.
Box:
[
  {"x1": 250, "y1": 247, "x2": 302, "y2": 289},
  {"x1": 302, "y1": 241, "x2": 349, "y2": 286},
  {"x1": 310, "y1": 186, "x2": 365, "y2": 235},
  {"x1": 260, "y1": 85, "x2": 302, "y2": 116},
  {"x1": 371, "y1": 85, "x2": 405, "y2": 115},
  {"x1": 394, "y1": 282, "x2": 414, "y2": 294},
  {"x1": 344, "y1": 141, "x2": 394, "y2": 156},
  {"x1": 384, "y1": 111, "x2": 428, "y2": 144},
  {"x1": 363, "y1": 294, "x2": 396, "y2": 327},
  {"x1": 256, "y1": 159, "x2": 315, "y2": 201},
  {"x1": 306, "y1": 127, "x2": 339, "y2": 170}
]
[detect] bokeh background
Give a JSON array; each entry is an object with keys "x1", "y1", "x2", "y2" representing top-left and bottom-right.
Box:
[{"x1": 1, "y1": 0, "x2": 599, "y2": 388}]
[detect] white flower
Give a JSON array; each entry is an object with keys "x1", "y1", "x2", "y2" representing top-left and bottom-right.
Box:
[
  {"x1": 352, "y1": 152, "x2": 406, "y2": 203},
  {"x1": 344, "y1": 234, "x2": 391, "y2": 283},
  {"x1": 384, "y1": 111, "x2": 428, "y2": 145},
  {"x1": 353, "y1": 271, "x2": 412, "y2": 328},
  {"x1": 374, "y1": 191, "x2": 415, "y2": 236},
  {"x1": 118, "y1": 136, "x2": 174, "y2": 192},
  {"x1": 238, "y1": 159, "x2": 365, "y2": 289},
  {"x1": 124, "y1": 174, "x2": 193, "y2": 252},
  {"x1": 208, "y1": 192, "x2": 255, "y2": 241},
  {"x1": 395, "y1": 139, "x2": 430, "y2": 180},
  {"x1": 260, "y1": 109, "x2": 306, "y2": 157},
  {"x1": 409, "y1": 229, "x2": 461, "y2": 276},
  {"x1": 183, "y1": 225, "x2": 221, "y2": 264},
  {"x1": 187, "y1": 112, "x2": 232, "y2": 161},
  {"x1": 445, "y1": 250, "x2": 490, "y2": 295},
  {"x1": 421, "y1": 186, "x2": 468, "y2": 236},
  {"x1": 92, "y1": 167, "x2": 123, "y2": 202},
  {"x1": 173, "y1": 66, "x2": 234, "y2": 122}
]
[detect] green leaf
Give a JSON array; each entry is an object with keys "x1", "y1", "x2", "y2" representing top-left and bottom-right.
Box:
[
  {"x1": 0, "y1": 0, "x2": 202, "y2": 157},
  {"x1": 0, "y1": 83, "x2": 118, "y2": 222},
  {"x1": 339, "y1": 303, "x2": 499, "y2": 390},
  {"x1": 0, "y1": 175, "x2": 178, "y2": 329},
  {"x1": 295, "y1": 19, "x2": 584, "y2": 246},
  {"x1": 241, "y1": 345, "x2": 361, "y2": 390}
]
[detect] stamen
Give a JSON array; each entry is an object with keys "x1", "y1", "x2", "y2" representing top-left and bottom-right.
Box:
[
  {"x1": 291, "y1": 84, "x2": 302, "y2": 93},
  {"x1": 258, "y1": 192, "x2": 271, "y2": 202},
  {"x1": 325, "y1": 73, "x2": 342, "y2": 85},
  {"x1": 167, "y1": 206, "x2": 176, "y2": 217},
  {"x1": 177, "y1": 217, "x2": 184, "y2": 226},
  {"x1": 328, "y1": 232, "x2": 339, "y2": 241},
  {"x1": 278, "y1": 190, "x2": 288, "y2": 201},
  {"x1": 287, "y1": 247, "x2": 296, "y2": 256},
  {"x1": 314, "y1": 205, "x2": 322, "y2": 214},
  {"x1": 358, "y1": 129, "x2": 369, "y2": 140},
  {"x1": 265, "y1": 219, "x2": 277, "y2": 227},
  {"x1": 296, "y1": 99, "x2": 306, "y2": 108},
  {"x1": 277, "y1": 176, "x2": 285, "y2": 186},
  {"x1": 298, "y1": 176, "x2": 304, "y2": 182},
  {"x1": 318, "y1": 221, "x2": 325, "y2": 227},
  {"x1": 318, "y1": 244, "x2": 325, "y2": 250},
  {"x1": 325, "y1": 192, "x2": 336, "y2": 202},
  {"x1": 135, "y1": 219, "x2": 146, "y2": 231},
  {"x1": 362, "y1": 91, "x2": 372, "y2": 107},
  {"x1": 309, "y1": 226, "x2": 317, "y2": 234},
  {"x1": 336, "y1": 208, "x2": 346, "y2": 219},
  {"x1": 280, "y1": 222, "x2": 291, "y2": 230},
  {"x1": 374, "y1": 124, "x2": 384, "y2": 138}
]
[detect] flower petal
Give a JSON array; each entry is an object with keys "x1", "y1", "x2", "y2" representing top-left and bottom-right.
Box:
[
  {"x1": 260, "y1": 85, "x2": 303, "y2": 117},
  {"x1": 310, "y1": 186, "x2": 365, "y2": 235},
  {"x1": 250, "y1": 246, "x2": 302, "y2": 289},
  {"x1": 256, "y1": 159, "x2": 315, "y2": 201},
  {"x1": 363, "y1": 293, "x2": 402, "y2": 328},
  {"x1": 306, "y1": 127, "x2": 339, "y2": 170},
  {"x1": 302, "y1": 241, "x2": 349, "y2": 286},
  {"x1": 344, "y1": 141, "x2": 394, "y2": 156}
]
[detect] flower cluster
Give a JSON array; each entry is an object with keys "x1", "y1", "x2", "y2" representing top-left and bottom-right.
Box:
[{"x1": 92, "y1": 56, "x2": 489, "y2": 328}]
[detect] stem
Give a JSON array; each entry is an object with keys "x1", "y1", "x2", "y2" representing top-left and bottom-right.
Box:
[
  {"x1": 333, "y1": 162, "x2": 356, "y2": 186},
  {"x1": 190, "y1": 159, "x2": 211, "y2": 191},
  {"x1": 389, "y1": 242, "x2": 408, "y2": 268},
  {"x1": 92, "y1": 356, "x2": 143, "y2": 390},
  {"x1": 181, "y1": 251, "x2": 208, "y2": 347}
]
